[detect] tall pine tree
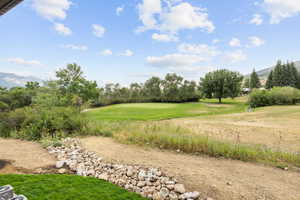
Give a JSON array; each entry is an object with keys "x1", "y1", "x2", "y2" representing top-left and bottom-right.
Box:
[
  {"x1": 265, "y1": 70, "x2": 273, "y2": 89},
  {"x1": 250, "y1": 69, "x2": 261, "y2": 89},
  {"x1": 272, "y1": 60, "x2": 284, "y2": 87}
]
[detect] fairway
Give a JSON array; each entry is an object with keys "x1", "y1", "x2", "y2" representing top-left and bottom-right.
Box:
[
  {"x1": 85, "y1": 99, "x2": 247, "y2": 121},
  {"x1": 0, "y1": 174, "x2": 146, "y2": 200}
]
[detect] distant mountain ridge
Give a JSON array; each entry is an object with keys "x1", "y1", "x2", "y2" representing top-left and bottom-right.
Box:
[
  {"x1": 0, "y1": 72, "x2": 43, "y2": 88},
  {"x1": 255, "y1": 61, "x2": 300, "y2": 80}
]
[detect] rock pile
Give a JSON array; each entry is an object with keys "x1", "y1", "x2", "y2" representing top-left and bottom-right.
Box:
[
  {"x1": 48, "y1": 138, "x2": 202, "y2": 200},
  {"x1": 0, "y1": 185, "x2": 27, "y2": 200}
]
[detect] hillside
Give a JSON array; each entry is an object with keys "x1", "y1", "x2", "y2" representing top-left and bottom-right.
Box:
[
  {"x1": 255, "y1": 61, "x2": 300, "y2": 80},
  {"x1": 0, "y1": 72, "x2": 42, "y2": 88}
]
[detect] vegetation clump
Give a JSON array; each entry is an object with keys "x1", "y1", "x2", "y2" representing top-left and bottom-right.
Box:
[{"x1": 249, "y1": 87, "x2": 300, "y2": 107}]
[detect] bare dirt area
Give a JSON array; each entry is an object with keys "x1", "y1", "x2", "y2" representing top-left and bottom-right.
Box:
[
  {"x1": 0, "y1": 139, "x2": 56, "y2": 174},
  {"x1": 80, "y1": 137, "x2": 300, "y2": 200},
  {"x1": 171, "y1": 105, "x2": 300, "y2": 153}
]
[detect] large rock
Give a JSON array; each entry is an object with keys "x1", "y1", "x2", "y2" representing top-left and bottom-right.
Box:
[
  {"x1": 56, "y1": 160, "x2": 66, "y2": 168},
  {"x1": 174, "y1": 184, "x2": 186, "y2": 194}
]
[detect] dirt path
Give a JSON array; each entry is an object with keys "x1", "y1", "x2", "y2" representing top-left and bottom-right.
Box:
[
  {"x1": 81, "y1": 137, "x2": 300, "y2": 200},
  {"x1": 0, "y1": 139, "x2": 56, "y2": 174}
]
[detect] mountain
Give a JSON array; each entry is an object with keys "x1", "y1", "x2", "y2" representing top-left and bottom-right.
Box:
[
  {"x1": 254, "y1": 61, "x2": 300, "y2": 80},
  {"x1": 0, "y1": 72, "x2": 43, "y2": 88}
]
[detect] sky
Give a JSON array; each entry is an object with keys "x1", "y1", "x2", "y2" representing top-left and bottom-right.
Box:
[{"x1": 1, "y1": 0, "x2": 300, "y2": 85}]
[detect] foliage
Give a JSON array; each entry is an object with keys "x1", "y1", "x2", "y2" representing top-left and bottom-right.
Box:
[
  {"x1": 0, "y1": 175, "x2": 147, "y2": 200},
  {"x1": 199, "y1": 69, "x2": 243, "y2": 103},
  {"x1": 56, "y1": 63, "x2": 99, "y2": 106},
  {"x1": 265, "y1": 70, "x2": 273, "y2": 89},
  {"x1": 243, "y1": 77, "x2": 250, "y2": 88},
  {"x1": 95, "y1": 73, "x2": 199, "y2": 106},
  {"x1": 249, "y1": 69, "x2": 261, "y2": 89},
  {"x1": 0, "y1": 106, "x2": 87, "y2": 140},
  {"x1": 268, "y1": 61, "x2": 300, "y2": 88},
  {"x1": 249, "y1": 87, "x2": 300, "y2": 107}
]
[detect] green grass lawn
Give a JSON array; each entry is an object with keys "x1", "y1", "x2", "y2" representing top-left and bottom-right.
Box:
[
  {"x1": 85, "y1": 98, "x2": 248, "y2": 121},
  {"x1": 0, "y1": 174, "x2": 146, "y2": 200}
]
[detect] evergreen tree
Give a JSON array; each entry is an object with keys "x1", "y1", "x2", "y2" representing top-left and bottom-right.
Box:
[
  {"x1": 297, "y1": 72, "x2": 300, "y2": 89},
  {"x1": 289, "y1": 62, "x2": 298, "y2": 88},
  {"x1": 250, "y1": 69, "x2": 261, "y2": 89},
  {"x1": 265, "y1": 70, "x2": 273, "y2": 89},
  {"x1": 272, "y1": 60, "x2": 284, "y2": 86}
]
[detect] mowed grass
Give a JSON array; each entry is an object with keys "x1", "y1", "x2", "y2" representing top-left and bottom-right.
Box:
[
  {"x1": 0, "y1": 174, "x2": 147, "y2": 200},
  {"x1": 85, "y1": 98, "x2": 248, "y2": 121}
]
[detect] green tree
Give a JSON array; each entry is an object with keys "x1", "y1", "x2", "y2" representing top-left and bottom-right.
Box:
[
  {"x1": 272, "y1": 60, "x2": 285, "y2": 87},
  {"x1": 297, "y1": 72, "x2": 300, "y2": 89},
  {"x1": 265, "y1": 70, "x2": 273, "y2": 89},
  {"x1": 200, "y1": 69, "x2": 243, "y2": 103},
  {"x1": 55, "y1": 63, "x2": 98, "y2": 105},
  {"x1": 162, "y1": 73, "x2": 183, "y2": 102},
  {"x1": 243, "y1": 77, "x2": 250, "y2": 88},
  {"x1": 250, "y1": 69, "x2": 261, "y2": 89},
  {"x1": 144, "y1": 77, "x2": 162, "y2": 102}
]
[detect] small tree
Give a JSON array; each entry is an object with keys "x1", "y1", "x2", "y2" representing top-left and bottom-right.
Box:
[
  {"x1": 250, "y1": 69, "x2": 261, "y2": 89},
  {"x1": 200, "y1": 69, "x2": 243, "y2": 103}
]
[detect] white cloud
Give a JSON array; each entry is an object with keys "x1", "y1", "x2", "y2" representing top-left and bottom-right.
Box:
[
  {"x1": 229, "y1": 38, "x2": 241, "y2": 47},
  {"x1": 263, "y1": 0, "x2": 300, "y2": 24},
  {"x1": 100, "y1": 49, "x2": 113, "y2": 56},
  {"x1": 250, "y1": 14, "x2": 263, "y2": 25},
  {"x1": 60, "y1": 44, "x2": 88, "y2": 51},
  {"x1": 152, "y1": 33, "x2": 178, "y2": 42},
  {"x1": 160, "y1": 2, "x2": 215, "y2": 33},
  {"x1": 177, "y1": 43, "x2": 220, "y2": 58},
  {"x1": 32, "y1": 0, "x2": 72, "y2": 21},
  {"x1": 121, "y1": 50, "x2": 134, "y2": 57},
  {"x1": 224, "y1": 50, "x2": 247, "y2": 63},
  {"x1": 137, "y1": 0, "x2": 162, "y2": 31},
  {"x1": 147, "y1": 54, "x2": 205, "y2": 68},
  {"x1": 92, "y1": 24, "x2": 106, "y2": 38},
  {"x1": 8, "y1": 58, "x2": 42, "y2": 66},
  {"x1": 248, "y1": 36, "x2": 265, "y2": 47},
  {"x1": 116, "y1": 6, "x2": 124, "y2": 16},
  {"x1": 212, "y1": 39, "x2": 220, "y2": 44},
  {"x1": 137, "y1": 0, "x2": 214, "y2": 34},
  {"x1": 54, "y1": 23, "x2": 72, "y2": 35}
]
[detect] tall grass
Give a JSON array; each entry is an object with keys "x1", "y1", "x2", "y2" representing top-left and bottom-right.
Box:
[{"x1": 103, "y1": 121, "x2": 300, "y2": 168}]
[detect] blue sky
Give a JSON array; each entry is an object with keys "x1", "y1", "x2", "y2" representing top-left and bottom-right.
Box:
[{"x1": 1, "y1": 0, "x2": 300, "y2": 85}]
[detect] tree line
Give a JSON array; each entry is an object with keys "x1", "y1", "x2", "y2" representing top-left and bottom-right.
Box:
[
  {"x1": 244, "y1": 61, "x2": 300, "y2": 90},
  {"x1": 266, "y1": 61, "x2": 300, "y2": 89},
  {"x1": 96, "y1": 74, "x2": 200, "y2": 106}
]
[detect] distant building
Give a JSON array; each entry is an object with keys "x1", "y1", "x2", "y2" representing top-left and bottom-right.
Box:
[{"x1": 0, "y1": 0, "x2": 23, "y2": 16}]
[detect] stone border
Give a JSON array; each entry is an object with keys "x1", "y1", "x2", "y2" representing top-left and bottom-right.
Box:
[{"x1": 47, "y1": 138, "x2": 204, "y2": 200}]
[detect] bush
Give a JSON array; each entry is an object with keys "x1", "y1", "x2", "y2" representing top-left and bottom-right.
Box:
[
  {"x1": 0, "y1": 106, "x2": 88, "y2": 140},
  {"x1": 249, "y1": 87, "x2": 300, "y2": 107}
]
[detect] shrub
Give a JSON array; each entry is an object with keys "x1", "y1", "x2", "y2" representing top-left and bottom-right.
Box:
[
  {"x1": 0, "y1": 106, "x2": 88, "y2": 140},
  {"x1": 249, "y1": 87, "x2": 300, "y2": 107}
]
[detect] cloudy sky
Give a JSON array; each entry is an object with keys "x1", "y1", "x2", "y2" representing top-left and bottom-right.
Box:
[{"x1": 1, "y1": 0, "x2": 300, "y2": 85}]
